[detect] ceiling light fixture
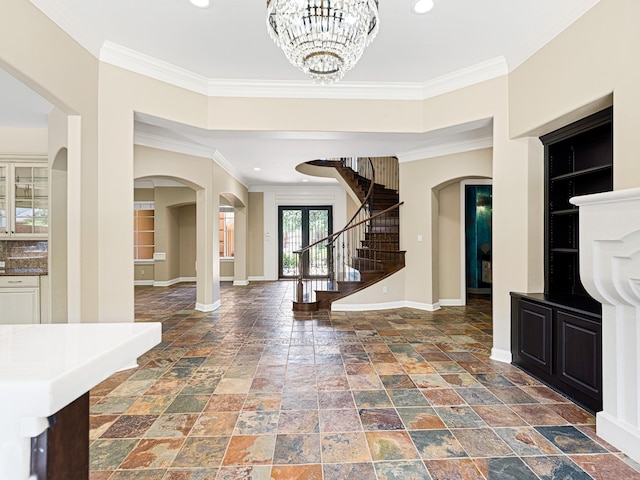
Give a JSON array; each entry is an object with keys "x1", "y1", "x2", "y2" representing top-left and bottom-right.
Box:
[
  {"x1": 412, "y1": 0, "x2": 434, "y2": 14},
  {"x1": 189, "y1": 0, "x2": 211, "y2": 8},
  {"x1": 266, "y1": 0, "x2": 379, "y2": 84}
]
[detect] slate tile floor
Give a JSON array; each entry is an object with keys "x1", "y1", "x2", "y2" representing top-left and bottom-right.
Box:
[{"x1": 89, "y1": 282, "x2": 640, "y2": 480}]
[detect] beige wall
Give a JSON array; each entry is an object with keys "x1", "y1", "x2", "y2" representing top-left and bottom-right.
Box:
[
  {"x1": 0, "y1": 128, "x2": 47, "y2": 154},
  {"x1": 248, "y1": 192, "x2": 264, "y2": 278},
  {"x1": 220, "y1": 260, "x2": 235, "y2": 279},
  {"x1": 1, "y1": 0, "x2": 100, "y2": 322},
  {"x1": 152, "y1": 187, "x2": 195, "y2": 282},
  {"x1": 178, "y1": 204, "x2": 197, "y2": 278},
  {"x1": 400, "y1": 148, "x2": 494, "y2": 309},
  {"x1": 438, "y1": 182, "x2": 462, "y2": 301},
  {"x1": 510, "y1": 0, "x2": 639, "y2": 190},
  {"x1": 134, "y1": 264, "x2": 154, "y2": 282},
  {"x1": 134, "y1": 188, "x2": 154, "y2": 202}
]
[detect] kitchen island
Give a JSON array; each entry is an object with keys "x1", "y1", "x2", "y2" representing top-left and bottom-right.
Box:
[{"x1": 0, "y1": 322, "x2": 161, "y2": 479}]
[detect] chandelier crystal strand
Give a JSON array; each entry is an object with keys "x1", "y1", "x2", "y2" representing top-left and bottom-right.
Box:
[{"x1": 267, "y1": 0, "x2": 379, "y2": 84}]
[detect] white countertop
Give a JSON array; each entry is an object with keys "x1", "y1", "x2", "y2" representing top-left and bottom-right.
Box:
[
  {"x1": 0, "y1": 322, "x2": 162, "y2": 417},
  {"x1": 0, "y1": 322, "x2": 162, "y2": 480}
]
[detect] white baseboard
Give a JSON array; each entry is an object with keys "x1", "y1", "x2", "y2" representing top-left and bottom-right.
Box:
[
  {"x1": 405, "y1": 301, "x2": 441, "y2": 312},
  {"x1": 440, "y1": 298, "x2": 464, "y2": 306},
  {"x1": 233, "y1": 280, "x2": 250, "y2": 286},
  {"x1": 195, "y1": 300, "x2": 221, "y2": 312},
  {"x1": 332, "y1": 300, "x2": 441, "y2": 312},
  {"x1": 490, "y1": 347, "x2": 512, "y2": 364},
  {"x1": 153, "y1": 277, "x2": 196, "y2": 287},
  {"x1": 248, "y1": 276, "x2": 266, "y2": 282},
  {"x1": 220, "y1": 277, "x2": 234, "y2": 282},
  {"x1": 134, "y1": 280, "x2": 154, "y2": 286},
  {"x1": 597, "y1": 411, "x2": 640, "y2": 464},
  {"x1": 332, "y1": 301, "x2": 407, "y2": 312}
]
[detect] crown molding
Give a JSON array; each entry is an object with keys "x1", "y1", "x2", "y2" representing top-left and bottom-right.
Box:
[
  {"x1": 29, "y1": 0, "x2": 103, "y2": 57},
  {"x1": 34, "y1": 1, "x2": 594, "y2": 100},
  {"x1": 419, "y1": 57, "x2": 508, "y2": 99},
  {"x1": 101, "y1": 40, "x2": 507, "y2": 101},
  {"x1": 100, "y1": 42, "x2": 210, "y2": 95},
  {"x1": 134, "y1": 131, "x2": 248, "y2": 187},
  {"x1": 507, "y1": 0, "x2": 600, "y2": 70},
  {"x1": 397, "y1": 135, "x2": 493, "y2": 163}
]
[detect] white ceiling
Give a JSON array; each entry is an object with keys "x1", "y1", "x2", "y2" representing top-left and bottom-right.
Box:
[{"x1": 1, "y1": 0, "x2": 600, "y2": 186}]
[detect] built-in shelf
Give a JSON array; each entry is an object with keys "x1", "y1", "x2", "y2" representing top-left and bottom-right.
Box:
[
  {"x1": 551, "y1": 209, "x2": 578, "y2": 216},
  {"x1": 550, "y1": 248, "x2": 579, "y2": 253},
  {"x1": 551, "y1": 164, "x2": 612, "y2": 182},
  {"x1": 511, "y1": 106, "x2": 613, "y2": 415}
]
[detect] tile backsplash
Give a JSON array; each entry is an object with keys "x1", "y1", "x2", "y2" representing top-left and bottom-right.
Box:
[{"x1": 0, "y1": 240, "x2": 48, "y2": 270}]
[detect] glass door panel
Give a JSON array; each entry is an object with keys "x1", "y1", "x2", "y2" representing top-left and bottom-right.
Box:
[
  {"x1": 278, "y1": 206, "x2": 332, "y2": 278},
  {"x1": 0, "y1": 165, "x2": 7, "y2": 235},
  {"x1": 12, "y1": 164, "x2": 48, "y2": 237},
  {"x1": 308, "y1": 208, "x2": 330, "y2": 277},
  {"x1": 279, "y1": 208, "x2": 303, "y2": 278}
]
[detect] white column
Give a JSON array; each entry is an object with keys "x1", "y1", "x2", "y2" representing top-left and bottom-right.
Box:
[{"x1": 571, "y1": 187, "x2": 640, "y2": 464}]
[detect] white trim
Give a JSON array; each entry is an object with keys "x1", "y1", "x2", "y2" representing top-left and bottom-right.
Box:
[
  {"x1": 134, "y1": 280, "x2": 154, "y2": 286},
  {"x1": 406, "y1": 301, "x2": 441, "y2": 312},
  {"x1": 233, "y1": 280, "x2": 250, "y2": 286},
  {"x1": 134, "y1": 131, "x2": 248, "y2": 187},
  {"x1": 490, "y1": 347, "x2": 512, "y2": 364},
  {"x1": 332, "y1": 300, "x2": 441, "y2": 312},
  {"x1": 397, "y1": 136, "x2": 493, "y2": 163},
  {"x1": 134, "y1": 259, "x2": 155, "y2": 265},
  {"x1": 439, "y1": 299, "x2": 464, "y2": 307},
  {"x1": 153, "y1": 277, "x2": 196, "y2": 287},
  {"x1": 248, "y1": 276, "x2": 266, "y2": 282},
  {"x1": 419, "y1": 57, "x2": 508, "y2": 100},
  {"x1": 597, "y1": 412, "x2": 640, "y2": 465},
  {"x1": 100, "y1": 42, "x2": 508, "y2": 100},
  {"x1": 196, "y1": 300, "x2": 221, "y2": 312},
  {"x1": 460, "y1": 179, "x2": 493, "y2": 306},
  {"x1": 220, "y1": 277, "x2": 234, "y2": 282},
  {"x1": 332, "y1": 301, "x2": 407, "y2": 312},
  {"x1": 101, "y1": 41, "x2": 210, "y2": 95}
]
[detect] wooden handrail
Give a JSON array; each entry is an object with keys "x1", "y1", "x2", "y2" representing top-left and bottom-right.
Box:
[{"x1": 294, "y1": 201, "x2": 403, "y2": 255}]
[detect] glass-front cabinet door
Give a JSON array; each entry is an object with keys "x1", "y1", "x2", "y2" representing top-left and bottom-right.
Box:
[
  {"x1": 0, "y1": 164, "x2": 7, "y2": 236},
  {"x1": 13, "y1": 164, "x2": 48, "y2": 237},
  {"x1": 0, "y1": 161, "x2": 48, "y2": 239}
]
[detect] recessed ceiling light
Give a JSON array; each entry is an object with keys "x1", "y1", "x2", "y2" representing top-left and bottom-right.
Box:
[
  {"x1": 302, "y1": 179, "x2": 309, "y2": 182},
  {"x1": 253, "y1": 167, "x2": 261, "y2": 171},
  {"x1": 189, "y1": 0, "x2": 211, "y2": 8},
  {"x1": 412, "y1": 0, "x2": 434, "y2": 14}
]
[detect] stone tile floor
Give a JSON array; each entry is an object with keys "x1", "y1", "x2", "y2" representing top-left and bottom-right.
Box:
[{"x1": 89, "y1": 281, "x2": 640, "y2": 479}]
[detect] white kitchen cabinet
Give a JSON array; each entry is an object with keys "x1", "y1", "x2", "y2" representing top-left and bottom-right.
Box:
[
  {"x1": 0, "y1": 159, "x2": 48, "y2": 239},
  {"x1": 0, "y1": 276, "x2": 40, "y2": 324}
]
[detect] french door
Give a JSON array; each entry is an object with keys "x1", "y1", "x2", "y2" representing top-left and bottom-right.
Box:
[{"x1": 278, "y1": 206, "x2": 332, "y2": 278}]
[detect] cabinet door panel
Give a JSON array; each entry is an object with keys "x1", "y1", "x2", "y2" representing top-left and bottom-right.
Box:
[
  {"x1": 0, "y1": 288, "x2": 40, "y2": 324},
  {"x1": 518, "y1": 301, "x2": 553, "y2": 374},
  {"x1": 556, "y1": 311, "x2": 601, "y2": 397}
]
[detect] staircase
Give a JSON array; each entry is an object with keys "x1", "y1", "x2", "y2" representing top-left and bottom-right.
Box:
[{"x1": 293, "y1": 157, "x2": 405, "y2": 311}]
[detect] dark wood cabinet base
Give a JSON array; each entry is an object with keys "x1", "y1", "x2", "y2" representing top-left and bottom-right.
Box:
[
  {"x1": 31, "y1": 392, "x2": 90, "y2": 480},
  {"x1": 511, "y1": 293, "x2": 602, "y2": 413}
]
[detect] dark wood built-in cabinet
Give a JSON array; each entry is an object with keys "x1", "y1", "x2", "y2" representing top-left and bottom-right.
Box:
[{"x1": 511, "y1": 107, "x2": 612, "y2": 413}]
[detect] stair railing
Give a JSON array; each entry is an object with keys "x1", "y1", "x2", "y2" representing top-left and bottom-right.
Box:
[
  {"x1": 293, "y1": 202, "x2": 403, "y2": 308},
  {"x1": 293, "y1": 157, "x2": 374, "y2": 306}
]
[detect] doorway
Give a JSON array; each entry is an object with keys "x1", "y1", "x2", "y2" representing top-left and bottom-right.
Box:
[
  {"x1": 278, "y1": 206, "x2": 332, "y2": 278},
  {"x1": 464, "y1": 183, "x2": 492, "y2": 297}
]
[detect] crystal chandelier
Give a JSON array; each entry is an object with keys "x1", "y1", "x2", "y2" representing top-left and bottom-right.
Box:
[{"x1": 266, "y1": 0, "x2": 380, "y2": 84}]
